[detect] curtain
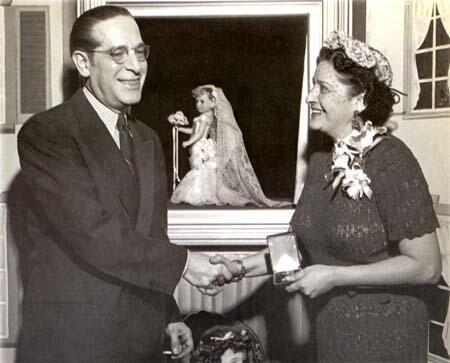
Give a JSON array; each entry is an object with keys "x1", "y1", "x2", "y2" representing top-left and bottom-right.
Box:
[
  {"x1": 436, "y1": 0, "x2": 450, "y2": 35},
  {"x1": 411, "y1": 0, "x2": 434, "y2": 109},
  {"x1": 436, "y1": 0, "x2": 450, "y2": 95}
]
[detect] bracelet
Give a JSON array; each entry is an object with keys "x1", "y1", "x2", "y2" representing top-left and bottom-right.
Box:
[{"x1": 230, "y1": 259, "x2": 247, "y2": 283}]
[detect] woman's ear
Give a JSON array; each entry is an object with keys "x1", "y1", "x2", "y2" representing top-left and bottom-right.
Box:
[
  {"x1": 71, "y1": 51, "x2": 91, "y2": 78},
  {"x1": 354, "y1": 92, "x2": 367, "y2": 113}
]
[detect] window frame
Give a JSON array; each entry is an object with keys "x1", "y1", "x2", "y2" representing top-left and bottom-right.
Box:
[
  {"x1": 404, "y1": 1, "x2": 450, "y2": 119},
  {"x1": 103, "y1": 0, "x2": 324, "y2": 214}
]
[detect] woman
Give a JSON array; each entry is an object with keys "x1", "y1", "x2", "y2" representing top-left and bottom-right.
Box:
[
  {"x1": 213, "y1": 31, "x2": 442, "y2": 362},
  {"x1": 172, "y1": 84, "x2": 288, "y2": 207}
]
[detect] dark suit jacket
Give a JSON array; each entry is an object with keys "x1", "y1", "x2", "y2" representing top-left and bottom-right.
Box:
[{"x1": 13, "y1": 89, "x2": 187, "y2": 363}]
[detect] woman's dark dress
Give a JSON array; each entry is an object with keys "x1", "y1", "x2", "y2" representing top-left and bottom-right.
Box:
[{"x1": 291, "y1": 135, "x2": 439, "y2": 363}]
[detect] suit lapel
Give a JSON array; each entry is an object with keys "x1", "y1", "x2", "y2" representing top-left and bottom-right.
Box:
[
  {"x1": 129, "y1": 120, "x2": 155, "y2": 236},
  {"x1": 70, "y1": 90, "x2": 139, "y2": 222}
]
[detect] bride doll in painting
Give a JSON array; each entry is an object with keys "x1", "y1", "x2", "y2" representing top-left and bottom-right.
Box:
[{"x1": 171, "y1": 84, "x2": 287, "y2": 207}]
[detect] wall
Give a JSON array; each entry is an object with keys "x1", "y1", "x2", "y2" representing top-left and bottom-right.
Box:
[
  {"x1": 366, "y1": 0, "x2": 450, "y2": 205},
  {"x1": 0, "y1": 0, "x2": 69, "y2": 193},
  {"x1": 0, "y1": 132, "x2": 20, "y2": 193}
]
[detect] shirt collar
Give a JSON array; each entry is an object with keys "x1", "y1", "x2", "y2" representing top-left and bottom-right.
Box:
[{"x1": 83, "y1": 87, "x2": 121, "y2": 128}]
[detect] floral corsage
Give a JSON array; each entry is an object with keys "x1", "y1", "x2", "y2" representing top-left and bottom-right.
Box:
[{"x1": 325, "y1": 120, "x2": 387, "y2": 200}]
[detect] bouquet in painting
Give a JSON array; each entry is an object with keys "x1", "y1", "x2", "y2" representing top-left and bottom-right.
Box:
[{"x1": 168, "y1": 111, "x2": 189, "y2": 127}]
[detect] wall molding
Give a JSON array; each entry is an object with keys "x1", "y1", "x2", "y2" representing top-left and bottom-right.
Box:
[{"x1": 168, "y1": 208, "x2": 293, "y2": 246}]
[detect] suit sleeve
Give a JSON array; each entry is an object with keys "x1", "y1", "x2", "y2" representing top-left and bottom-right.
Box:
[{"x1": 18, "y1": 116, "x2": 187, "y2": 295}]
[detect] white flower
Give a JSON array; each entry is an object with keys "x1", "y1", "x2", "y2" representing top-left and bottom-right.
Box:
[
  {"x1": 333, "y1": 153, "x2": 351, "y2": 170},
  {"x1": 203, "y1": 141, "x2": 217, "y2": 159},
  {"x1": 168, "y1": 111, "x2": 188, "y2": 126},
  {"x1": 351, "y1": 121, "x2": 387, "y2": 152},
  {"x1": 327, "y1": 121, "x2": 386, "y2": 200},
  {"x1": 341, "y1": 166, "x2": 373, "y2": 200}
]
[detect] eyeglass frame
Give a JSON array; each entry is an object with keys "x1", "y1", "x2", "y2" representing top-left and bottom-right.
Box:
[{"x1": 85, "y1": 44, "x2": 150, "y2": 64}]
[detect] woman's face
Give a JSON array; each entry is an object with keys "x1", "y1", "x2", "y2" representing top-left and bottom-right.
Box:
[
  {"x1": 306, "y1": 60, "x2": 364, "y2": 140},
  {"x1": 195, "y1": 93, "x2": 216, "y2": 114},
  {"x1": 220, "y1": 348, "x2": 245, "y2": 363}
]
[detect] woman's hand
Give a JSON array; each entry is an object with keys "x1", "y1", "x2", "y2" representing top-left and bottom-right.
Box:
[
  {"x1": 284, "y1": 265, "x2": 337, "y2": 298},
  {"x1": 182, "y1": 141, "x2": 190, "y2": 148}
]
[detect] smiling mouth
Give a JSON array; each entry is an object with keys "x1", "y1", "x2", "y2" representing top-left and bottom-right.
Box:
[
  {"x1": 119, "y1": 79, "x2": 141, "y2": 88},
  {"x1": 311, "y1": 108, "x2": 324, "y2": 117}
]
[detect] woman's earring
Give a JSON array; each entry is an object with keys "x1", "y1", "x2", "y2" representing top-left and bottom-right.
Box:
[
  {"x1": 352, "y1": 111, "x2": 363, "y2": 132},
  {"x1": 351, "y1": 111, "x2": 364, "y2": 138}
]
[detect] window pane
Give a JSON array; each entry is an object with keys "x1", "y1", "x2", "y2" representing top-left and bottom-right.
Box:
[
  {"x1": 428, "y1": 287, "x2": 449, "y2": 323},
  {"x1": 429, "y1": 323, "x2": 450, "y2": 359},
  {"x1": 418, "y1": 20, "x2": 433, "y2": 49},
  {"x1": 435, "y1": 80, "x2": 450, "y2": 108},
  {"x1": 416, "y1": 52, "x2": 433, "y2": 79},
  {"x1": 415, "y1": 82, "x2": 432, "y2": 110},
  {"x1": 436, "y1": 48, "x2": 450, "y2": 77},
  {"x1": 436, "y1": 17, "x2": 450, "y2": 46}
]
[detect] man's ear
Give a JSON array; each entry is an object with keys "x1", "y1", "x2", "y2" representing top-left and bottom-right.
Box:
[{"x1": 72, "y1": 51, "x2": 91, "y2": 78}]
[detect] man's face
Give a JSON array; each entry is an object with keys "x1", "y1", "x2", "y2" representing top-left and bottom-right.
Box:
[{"x1": 86, "y1": 16, "x2": 148, "y2": 111}]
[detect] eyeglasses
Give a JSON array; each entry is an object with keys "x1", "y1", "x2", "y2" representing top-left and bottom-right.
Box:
[{"x1": 86, "y1": 44, "x2": 150, "y2": 64}]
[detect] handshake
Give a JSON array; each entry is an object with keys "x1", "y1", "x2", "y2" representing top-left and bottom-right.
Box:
[{"x1": 183, "y1": 252, "x2": 246, "y2": 295}]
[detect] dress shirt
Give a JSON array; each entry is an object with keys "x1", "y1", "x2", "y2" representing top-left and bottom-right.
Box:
[{"x1": 83, "y1": 87, "x2": 121, "y2": 148}]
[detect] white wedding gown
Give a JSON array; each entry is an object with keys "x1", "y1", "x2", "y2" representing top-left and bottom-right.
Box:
[
  {"x1": 171, "y1": 114, "x2": 220, "y2": 206},
  {"x1": 171, "y1": 86, "x2": 289, "y2": 207}
]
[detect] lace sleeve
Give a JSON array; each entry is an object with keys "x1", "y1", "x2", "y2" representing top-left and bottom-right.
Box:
[{"x1": 368, "y1": 136, "x2": 439, "y2": 241}]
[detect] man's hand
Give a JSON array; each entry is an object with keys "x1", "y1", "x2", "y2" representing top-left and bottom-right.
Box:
[
  {"x1": 165, "y1": 322, "x2": 193, "y2": 360},
  {"x1": 183, "y1": 252, "x2": 233, "y2": 294},
  {"x1": 209, "y1": 254, "x2": 244, "y2": 280}
]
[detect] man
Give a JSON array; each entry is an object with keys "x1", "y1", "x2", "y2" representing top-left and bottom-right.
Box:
[{"x1": 14, "y1": 5, "x2": 232, "y2": 362}]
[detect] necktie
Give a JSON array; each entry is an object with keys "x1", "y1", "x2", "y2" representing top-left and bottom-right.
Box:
[{"x1": 117, "y1": 113, "x2": 135, "y2": 176}]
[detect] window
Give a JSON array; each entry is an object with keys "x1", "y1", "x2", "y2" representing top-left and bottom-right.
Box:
[
  {"x1": 406, "y1": 0, "x2": 450, "y2": 116},
  {"x1": 0, "y1": 6, "x2": 51, "y2": 133}
]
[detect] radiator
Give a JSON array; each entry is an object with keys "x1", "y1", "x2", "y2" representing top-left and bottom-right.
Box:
[{"x1": 174, "y1": 272, "x2": 309, "y2": 352}]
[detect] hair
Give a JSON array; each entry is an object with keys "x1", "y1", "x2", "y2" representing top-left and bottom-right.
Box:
[
  {"x1": 190, "y1": 325, "x2": 252, "y2": 363},
  {"x1": 69, "y1": 5, "x2": 132, "y2": 56},
  {"x1": 192, "y1": 85, "x2": 216, "y2": 102},
  {"x1": 317, "y1": 47, "x2": 396, "y2": 126}
]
